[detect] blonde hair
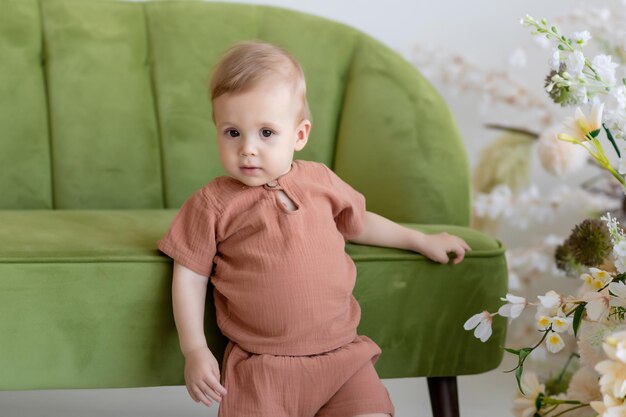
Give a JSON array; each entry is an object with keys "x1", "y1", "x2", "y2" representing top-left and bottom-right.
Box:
[{"x1": 208, "y1": 40, "x2": 311, "y2": 125}]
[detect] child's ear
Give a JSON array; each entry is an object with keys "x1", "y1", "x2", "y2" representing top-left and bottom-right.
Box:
[{"x1": 295, "y1": 119, "x2": 311, "y2": 150}]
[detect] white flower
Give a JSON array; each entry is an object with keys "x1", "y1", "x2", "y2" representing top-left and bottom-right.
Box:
[
  {"x1": 584, "y1": 288, "x2": 611, "y2": 322},
  {"x1": 572, "y1": 84, "x2": 589, "y2": 104},
  {"x1": 538, "y1": 290, "x2": 563, "y2": 309},
  {"x1": 512, "y1": 371, "x2": 546, "y2": 417},
  {"x1": 590, "y1": 394, "x2": 626, "y2": 417},
  {"x1": 537, "y1": 124, "x2": 588, "y2": 176},
  {"x1": 566, "y1": 50, "x2": 586, "y2": 77},
  {"x1": 559, "y1": 102, "x2": 605, "y2": 142},
  {"x1": 608, "y1": 85, "x2": 626, "y2": 111},
  {"x1": 552, "y1": 315, "x2": 573, "y2": 333},
  {"x1": 615, "y1": 241, "x2": 626, "y2": 258},
  {"x1": 498, "y1": 293, "x2": 528, "y2": 319},
  {"x1": 537, "y1": 315, "x2": 552, "y2": 330},
  {"x1": 614, "y1": 256, "x2": 626, "y2": 276},
  {"x1": 595, "y1": 358, "x2": 626, "y2": 398},
  {"x1": 609, "y1": 282, "x2": 626, "y2": 309},
  {"x1": 573, "y1": 30, "x2": 592, "y2": 46},
  {"x1": 546, "y1": 331, "x2": 566, "y2": 353},
  {"x1": 591, "y1": 267, "x2": 613, "y2": 283},
  {"x1": 592, "y1": 54, "x2": 619, "y2": 86},
  {"x1": 535, "y1": 310, "x2": 572, "y2": 334},
  {"x1": 603, "y1": 331, "x2": 626, "y2": 364},
  {"x1": 463, "y1": 311, "x2": 493, "y2": 342},
  {"x1": 595, "y1": 332, "x2": 626, "y2": 398},
  {"x1": 581, "y1": 272, "x2": 605, "y2": 292}
]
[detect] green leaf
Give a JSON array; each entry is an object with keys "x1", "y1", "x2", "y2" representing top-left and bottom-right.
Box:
[
  {"x1": 505, "y1": 347, "x2": 520, "y2": 355},
  {"x1": 516, "y1": 364, "x2": 525, "y2": 395},
  {"x1": 512, "y1": 348, "x2": 534, "y2": 395},
  {"x1": 558, "y1": 44, "x2": 565, "y2": 51},
  {"x1": 535, "y1": 393, "x2": 545, "y2": 413},
  {"x1": 519, "y1": 348, "x2": 532, "y2": 362},
  {"x1": 573, "y1": 303, "x2": 585, "y2": 337},
  {"x1": 603, "y1": 123, "x2": 621, "y2": 158}
]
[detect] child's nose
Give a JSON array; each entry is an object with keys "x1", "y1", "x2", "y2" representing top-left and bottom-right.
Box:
[{"x1": 240, "y1": 136, "x2": 258, "y2": 155}]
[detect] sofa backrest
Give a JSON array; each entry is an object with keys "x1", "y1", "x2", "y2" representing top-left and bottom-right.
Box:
[{"x1": 0, "y1": 0, "x2": 471, "y2": 227}]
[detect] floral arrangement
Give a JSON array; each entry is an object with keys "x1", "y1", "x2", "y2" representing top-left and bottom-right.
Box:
[
  {"x1": 520, "y1": 15, "x2": 626, "y2": 174},
  {"x1": 408, "y1": 5, "x2": 625, "y2": 321},
  {"x1": 464, "y1": 13, "x2": 626, "y2": 417},
  {"x1": 466, "y1": 212, "x2": 626, "y2": 416}
]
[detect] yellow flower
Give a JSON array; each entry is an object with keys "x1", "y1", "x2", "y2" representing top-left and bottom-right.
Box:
[
  {"x1": 591, "y1": 267, "x2": 612, "y2": 284},
  {"x1": 559, "y1": 102, "x2": 604, "y2": 142},
  {"x1": 546, "y1": 331, "x2": 565, "y2": 353},
  {"x1": 537, "y1": 315, "x2": 552, "y2": 330},
  {"x1": 552, "y1": 316, "x2": 573, "y2": 333}
]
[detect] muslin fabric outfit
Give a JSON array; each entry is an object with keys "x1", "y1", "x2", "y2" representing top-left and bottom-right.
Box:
[{"x1": 157, "y1": 159, "x2": 395, "y2": 417}]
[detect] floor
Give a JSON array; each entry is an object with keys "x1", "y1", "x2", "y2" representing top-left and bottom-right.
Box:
[{"x1": 0, "y1": 355, "x2": 518, "y2": 417}]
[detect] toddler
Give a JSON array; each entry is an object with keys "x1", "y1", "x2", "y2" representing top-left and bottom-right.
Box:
[{"x1": 157, "y1": 40, "x2": 471, "y2": 417}]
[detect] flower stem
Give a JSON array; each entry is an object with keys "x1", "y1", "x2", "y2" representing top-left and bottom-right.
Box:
[
  {"x1": 548, "y1": 403, "x2": 590, "y2": 417},
  {"x1": 555, "y1": 352, "x2": 580, "y2": 386},
  {"x1": 606, "y1": 164, "x2": 626, "y2": 186},
  {"x1": 532, "y1": 327, "x2": 552, "y2": 350}
]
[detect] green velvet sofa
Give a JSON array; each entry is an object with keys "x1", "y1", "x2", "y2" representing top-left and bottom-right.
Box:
[{"x1": 0, "y1": 0, "x2": 508, "y2": 415}]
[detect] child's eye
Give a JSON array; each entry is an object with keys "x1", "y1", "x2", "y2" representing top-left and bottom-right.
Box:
[
  {"x1": 225, "y1": 129, "x2": 239, "y2": 138},
  {"x1": 261, "y1": 129, "x2": 274, "y2": 138}
]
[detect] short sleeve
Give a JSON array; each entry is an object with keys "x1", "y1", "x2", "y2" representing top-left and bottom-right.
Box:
[
  {"x1": 157, "y1": 188, "x2": 218, "y2": 277},
  {"x1": 321, "y1": 163, "x2": 367, "y2": 241}
]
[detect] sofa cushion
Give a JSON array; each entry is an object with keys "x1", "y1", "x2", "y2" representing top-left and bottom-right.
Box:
[{"x1": 0, "y1": 210, "x2": 506, "y2": 388}]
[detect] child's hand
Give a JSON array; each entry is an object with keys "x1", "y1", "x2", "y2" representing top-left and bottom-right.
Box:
[
  {"x1": 183, "y1": 346, "x2": 228, "y2": 407},
  {"x1": 419, "y1": 232, "x2": 472, "y2": 265}
]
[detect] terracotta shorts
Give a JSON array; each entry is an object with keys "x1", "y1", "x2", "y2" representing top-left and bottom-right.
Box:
[{"x1": 217, "y1": 334, "x2": 395, "y2": 417}]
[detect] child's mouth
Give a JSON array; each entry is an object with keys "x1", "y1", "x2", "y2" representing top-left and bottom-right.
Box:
[{"x1": 240, "y1": 167, "x2": 261, "y2": 175}]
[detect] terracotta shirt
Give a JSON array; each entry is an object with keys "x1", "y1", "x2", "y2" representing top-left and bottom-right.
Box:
[{"x1": 157, "y1": 159, "x2": 367, "y2": 356}]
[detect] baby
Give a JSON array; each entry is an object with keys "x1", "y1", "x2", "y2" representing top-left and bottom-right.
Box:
[{"x1": 157, "y1": 40, "x2": 471, "y2": 417}]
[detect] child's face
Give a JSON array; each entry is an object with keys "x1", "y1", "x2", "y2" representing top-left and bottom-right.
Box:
[{"x1": 213, "y1": 79, "x2": 311, "y2": 187}]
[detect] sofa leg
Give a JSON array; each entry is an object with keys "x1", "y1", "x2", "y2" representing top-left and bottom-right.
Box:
[{"x1": 427, "y1": 376, "x2": 460, "y2": 417}]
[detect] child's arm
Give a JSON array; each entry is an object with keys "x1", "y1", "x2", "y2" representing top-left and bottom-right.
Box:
[
  {"x1": 172, "y1": 261, "x2": 211, "y2": 356},
  {"x1": 347, "y1": 211, "x2": 472, "y2": 264},
  {"x1": 172, "y1": 262, "x2": 228, "y2": 407}
]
